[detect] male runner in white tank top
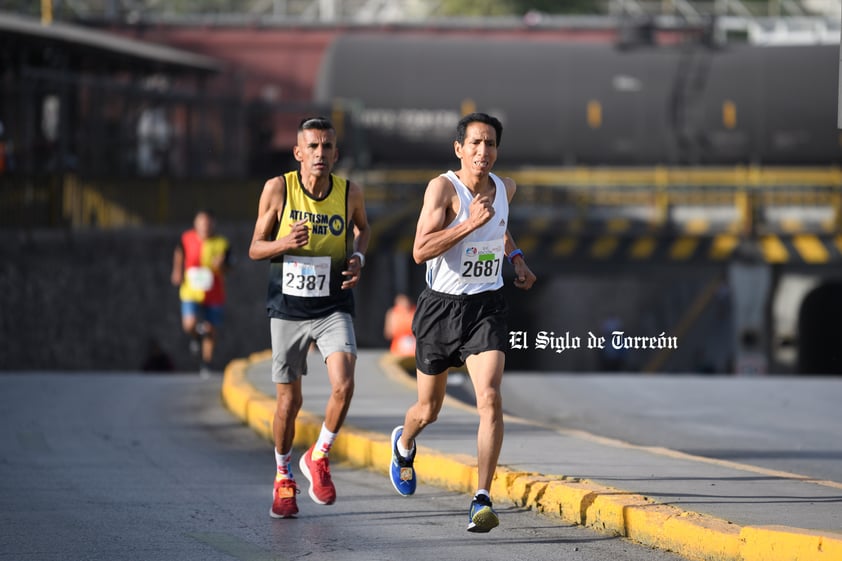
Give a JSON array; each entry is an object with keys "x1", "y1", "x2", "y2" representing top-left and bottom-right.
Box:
[{"x1": 389, "y1": 113, "x2": 536, "y2": 533}]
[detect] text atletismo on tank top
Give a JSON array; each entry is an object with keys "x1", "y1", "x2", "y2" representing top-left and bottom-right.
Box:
[
  {"x1": 425, "y1": 171, "x2": 508, "y2": 295},
  {"x1": 267, "y1": 171, "x2": 354, "y2": 320}
]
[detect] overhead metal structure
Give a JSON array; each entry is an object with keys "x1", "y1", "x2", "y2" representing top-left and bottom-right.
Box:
[
  {"x1": 0, "y1": 11, "x2": 220, "y2": 74},
  {"x1": 0, "y1": 11, "x2": 225, "y2": 183}
]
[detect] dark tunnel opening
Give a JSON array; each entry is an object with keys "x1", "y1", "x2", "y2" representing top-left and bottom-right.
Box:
[{"x1": 798, "y1": 280, "x2": 842, "y2": 375}]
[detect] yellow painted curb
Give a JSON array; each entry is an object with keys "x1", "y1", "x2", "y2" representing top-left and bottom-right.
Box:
[
  {"x1": 741, "y1": 526, "x2": 842, "y2": 561},
  {"x1": 221, "y1": 352, "x2": 840, "y2": 561}
]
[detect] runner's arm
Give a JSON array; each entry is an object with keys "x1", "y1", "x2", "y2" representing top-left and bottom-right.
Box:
[
  {"x1": 412, "y1": 176, "x2": 490, "y2": 264},
  {"x1": 248, "y1": 176, "x2": 309, "y2": 261},
  {"x1": 341, "y1": 181, "x2": 370, "y2": 289},
  {"x1": 501, "y1": 176, "x2": 536, "y2": 290},
  {"x1": 171, "y1": 243, "x2": 184, "y2": 286}
]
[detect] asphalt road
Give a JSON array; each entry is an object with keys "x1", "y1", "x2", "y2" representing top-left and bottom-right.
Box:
[
  {"x1": 0, "y1": 373, "x2": 686, "y2": 561},
  {"x1": 500, "y1": 372, "x2": 842, "y2": 483}
]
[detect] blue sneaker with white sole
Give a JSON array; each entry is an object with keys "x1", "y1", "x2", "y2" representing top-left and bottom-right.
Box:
[
  {"x1": 389, "y1": 425, "x2": 416, "y2": 496},
  {"x1": 467, "y1": 494, "x2": 499, "y2": 533}
]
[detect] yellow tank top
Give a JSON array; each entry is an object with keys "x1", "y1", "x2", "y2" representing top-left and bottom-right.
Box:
[{"x1": 267, "y1": 171, "x2": 354, "y2": 320}]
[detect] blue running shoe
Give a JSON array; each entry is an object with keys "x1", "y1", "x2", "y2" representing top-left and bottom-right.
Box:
[
  {"x1": 467, "y1": 494, "x2": 499, "y2": 533},
  {"x1": 389, "y1": 425, "x2": 416, "y2": 496}
]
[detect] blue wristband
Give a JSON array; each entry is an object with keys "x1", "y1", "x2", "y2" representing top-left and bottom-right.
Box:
[{"x1": 507, "y1": 249, "x2": 524, "y2": 264}]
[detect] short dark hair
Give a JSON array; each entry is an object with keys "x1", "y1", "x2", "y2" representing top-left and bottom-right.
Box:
[
  {"x1": 456, "y1": 112, "x2": 503, "y2": 146},
  {"x1": 298, "y1": 116, "x2": 334, "y2": 132}
]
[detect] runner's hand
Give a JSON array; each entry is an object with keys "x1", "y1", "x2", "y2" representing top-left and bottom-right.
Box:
[
  {"x1": 468, "y1": 193, "x2": 494, "y2": 229},
  {"x1": 341, "y1": 255, "x2": 362, "y2": 290},
  {"x1": 282, "y1": 219, "x2": 309, "y2": 250},
  {"x1": 513, "y1": 259, "x2": 536, "y2": 290}
]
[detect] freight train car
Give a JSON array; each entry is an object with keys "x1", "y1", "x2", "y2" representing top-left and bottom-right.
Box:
[{"x1": 314, "y1": 35, "x2": 839, "y2": 168}]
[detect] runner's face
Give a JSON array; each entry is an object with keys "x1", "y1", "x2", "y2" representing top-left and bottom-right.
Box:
[
  {"x1": 295, "y1": 128, "x2": 338, "y2": 178},
  {"x1": 194, "y1": 212, "x2": 213, "y2": 238},
  {"x1": 455, "y1": 122, "x2": 497, "y2": 177}
]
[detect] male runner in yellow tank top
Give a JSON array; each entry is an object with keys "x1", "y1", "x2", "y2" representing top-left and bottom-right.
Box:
[{"x1": 249, "y1": 117, "x2": 370, "y2": 519}]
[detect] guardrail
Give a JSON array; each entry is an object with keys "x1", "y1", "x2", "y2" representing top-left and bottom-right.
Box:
[
  {"x1": 2, "y1": 167, "x2": 840, "y2": 237},
  {"x1": 358, "y1": 166, "x2": 842, "y2": 236}
]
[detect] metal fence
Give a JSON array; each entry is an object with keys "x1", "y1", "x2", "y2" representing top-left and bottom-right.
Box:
[{"x1": 3, "y1": 167, "x2": 840, "y2": 237}]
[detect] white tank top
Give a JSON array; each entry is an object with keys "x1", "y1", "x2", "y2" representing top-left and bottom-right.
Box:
[{"x1": 425, "y1": 171, "x2": 509, "y2": 295}]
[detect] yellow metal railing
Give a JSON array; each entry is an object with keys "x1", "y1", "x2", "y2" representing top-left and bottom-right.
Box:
[
  {"x1": 354, "y1": 166, "x2": 842, "y2": 239},
  {"x1": 1, "y1": 167, "x2": 840, "y2": 233}
]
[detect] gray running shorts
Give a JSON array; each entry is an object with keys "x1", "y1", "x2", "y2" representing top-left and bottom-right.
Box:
[{"x1": 270, "y1": 311, "x2": 357, "y2": 383}]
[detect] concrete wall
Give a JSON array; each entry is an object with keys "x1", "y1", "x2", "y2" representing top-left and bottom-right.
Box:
[
  {"x1": 0, "y1": 226, "x2": 262, "y2": 371},
  {"x1": 0, "y1": 226, "x2": 736, "y2": 373}
]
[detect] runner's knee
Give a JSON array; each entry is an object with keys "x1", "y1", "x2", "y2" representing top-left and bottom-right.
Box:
[
  {"x1": 475, "y1": 386, "x2": 502, "y2": 413},
  {"x1": 330, "y1": 377, "x2": 354, "y2": 403}
]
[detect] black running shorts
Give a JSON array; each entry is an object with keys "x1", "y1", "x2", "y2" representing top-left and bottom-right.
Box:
[{"x1": 412, "y1": 287, "x2": 509, "y2": 375}]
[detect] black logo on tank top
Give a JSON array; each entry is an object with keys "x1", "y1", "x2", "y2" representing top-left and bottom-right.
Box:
[{"x1": 329, "y1": 215, "x2": 345, "y2": 236}]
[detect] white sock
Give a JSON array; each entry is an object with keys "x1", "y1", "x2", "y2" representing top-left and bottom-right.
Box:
[
  {"x1": 313, "y1": 423, "x2": 337, "y2": 459},
  {"x1": 275, "y1": 448, "x2": 293, "y2": 479},
  {"x1": 476, "y1": 489, "x2": 490, "y2": 500},
  {"x1": 397, "y1": 438, "x2": 415, "y2": 459}
]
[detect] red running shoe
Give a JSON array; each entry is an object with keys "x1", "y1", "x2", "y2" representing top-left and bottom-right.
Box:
[
  {"x1": 270, "y1": 475, "x2": 299, "y2": 518},
  {"x1": 299, "y1": 444, "x2": 336, "y2": 505}
]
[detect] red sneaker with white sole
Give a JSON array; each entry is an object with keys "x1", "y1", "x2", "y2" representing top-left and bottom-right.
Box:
[
  {"x1": 270, "y1": 475, "x2": 299, "y2": 518},
  {"x1": 299, "y1": 444, "x2": 336, "y2": 505}
]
